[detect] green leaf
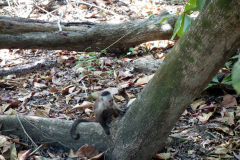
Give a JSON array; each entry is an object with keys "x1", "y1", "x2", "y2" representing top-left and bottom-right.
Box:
[
  {"x1": 222, "y1": 74, "x2": 232, "y2": 83},
  {"x1": 222, "y1": 81, "x2": 232, "y2": 85},
  {"x1": 183, "y1": 140, "x2": 188, "y2": 144},
  {"x1": 171, "y1": 13, "x2": 184, "y2": 40},
  {"x1": 84, "y1": 46, "x2": 91, "y2": 52},
  {"x1": 185, "y1": 0, "x2": 197, "y2": 14},
  {"x1": 230, "y1": 54, "x2": 240, "y2": 59},
  {"x1": 129, "y1": 47, "x2": 135, "y2": 52},
  {"x1": 205, "y1": 83, "x2": 217, "y2": 90},
  {"x1": 183, "y1": 14, "x2": 191, "y2": 32},
  {"x1": 225, "y1": 61, "x2": 232, "y2": 68},
  {"x1": 177, "y1": 14, "x2": 191, "y2": 37},
  {"x1": 149, "y1": 14, "x2": 155, "y2": 20},
  {"x1": 101, "y1": 50, "x2": 107, "y2": 53},
  {"x1": 195, "y1": 0, "x2": 206, "y2": 11},
  {"x1": 153, "y1": 14, "x2": 174, "y2": 24},
  {"x1": 185, "y1": 0, "x2": 206, "y2": 12},
  {"x1": 232, "y1": 58, "x2": 240, "y2": 94},
  {"x1": 212, "y1": 75, "x2": 219, "y2": 83},
  {"x1": 207, "y1": 131, "x2": 218, "y2": 138}
]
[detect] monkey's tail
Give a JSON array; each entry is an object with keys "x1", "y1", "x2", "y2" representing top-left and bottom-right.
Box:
[{"x1": 70, "y1": 119, "x2": 95, "y2": 140}]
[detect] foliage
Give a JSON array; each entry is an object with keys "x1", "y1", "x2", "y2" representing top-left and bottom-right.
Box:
[
  {"x1": 205, "y1": 74, "x2": 232, "y2": 90},
  {"x1": 233, "y1": 57, "x2": 240, "y2": 94},
  {"x1": 76, "y1": 48, "x2": 107, "y2": 73},
  {"x1": 205, "y1": 55, "x2": 240, "y2": 90},
  {"x1": 153, "y1": 0, "x2": 206, "y2": 40}
]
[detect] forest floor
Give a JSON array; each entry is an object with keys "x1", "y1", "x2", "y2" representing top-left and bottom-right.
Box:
[{"x1": 0, "y1": 0, "x2": 240, "y2": 160}]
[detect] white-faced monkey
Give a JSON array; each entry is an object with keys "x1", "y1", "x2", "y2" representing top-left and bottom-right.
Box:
[{"x1": 70, "y1": 91, "x2": 125, "y2": 140}]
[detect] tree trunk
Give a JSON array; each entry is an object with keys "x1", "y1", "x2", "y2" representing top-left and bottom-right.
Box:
[
  {"x1": 0, "y1": 11, "x2": 177, "y2": 54},
  {"x1": 108, "y1": 1, "x2": 240, "y2": 159},
  {"x1": 1, "y1": 1, "x2": 240, "y2": 160}
]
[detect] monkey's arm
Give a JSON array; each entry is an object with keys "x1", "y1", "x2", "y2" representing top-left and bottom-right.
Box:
[
  {"x1": 70, "y1": 119, "x2": 95, "y2": 140},
  {"x1": 96, "y1": 114, "x2": 111, "y2": 135}
]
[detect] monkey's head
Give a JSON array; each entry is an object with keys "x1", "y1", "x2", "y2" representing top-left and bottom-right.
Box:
[{"x1": 100, "y1": 91, "x2": 114, "y2": 107}]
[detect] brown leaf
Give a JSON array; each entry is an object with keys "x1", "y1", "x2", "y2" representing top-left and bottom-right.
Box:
[
  {"x1": 222, "y1": 94, "x2": 237, "y2": 108},
  {"x1": 209, "y1": 126, "x2": 234, "y2": 135},
  {"x1": 49, "y1": 87, "x2": 59, "y2": 93},
  {"x1": 134, "y1": 74, "x2": 154, "y2": 86},
  {"x1": 35, "y1": 109, "x2": 49, "y2": 118},
  {"x1": 77, "y1": 144, "x2": 99, "y2": 158},
  {"x1": 68, "y1": 101, "x2": 94, "y2": 113},
  {"x1": 154, "y1": 153, "x2": 171, "y2": 159},
  {"x1": 18, "y1": 149, "x2": 32, "y2": 160}
]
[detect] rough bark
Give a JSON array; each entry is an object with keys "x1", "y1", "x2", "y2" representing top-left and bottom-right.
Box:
[
  {"x1": 108, "y1": 1, "x2": 240, "y2": 159},
  {"x1": 0, "y1": 115, "x2": 112, "y2": 151},
  {"x1": 0, "y1": 11, "x2": 177, "y2": 54},
  {"x1": 1, "y1": 1, "x2": 240, "y2": 160}
]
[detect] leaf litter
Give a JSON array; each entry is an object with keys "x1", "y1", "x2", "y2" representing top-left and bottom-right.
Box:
[{"x1": 0, "y1": 0, "x2": 240, "y2": 160}]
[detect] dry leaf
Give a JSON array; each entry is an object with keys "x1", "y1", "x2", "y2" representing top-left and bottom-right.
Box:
[
  {"x1": 134, "y1": 74, "x2": 154, "y2": 86},
  {"x1": 222, "y1": 94, "x2": 237, "y2": 108},
  {"x1": 77, "y1": 144, "x2": 99, "y2": 158}
]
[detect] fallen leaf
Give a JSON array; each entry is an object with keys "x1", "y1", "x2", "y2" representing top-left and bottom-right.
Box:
[
  {"x1": 134, "y1": 74, "x2": 154, "y2": 86},
  {"x1": 222, "y1": 94, "x2": 237, "y2": 108},
  {"x1": 49, "y1": 87, "x2": 59, "y2": 93},
  {"x1": 77, "y1": 144, "x2": 99, "y2": 158},
  {"x1": 154, "y1": 153, "x2": 171, "y2": 159},
  {"x1": 209, "y1": 126, "x2": 234, "y2": 135},
  {"x1": 68, "y1": 101, "x2": 94, "y2": 113},
  {"x1": 213, "y1": 146, "x2": 228, "y2": 155},
  {"x1": 90, "y1": 152, "x2": 105, "y2": 160},
  {"x1": 18, "y1": 149, "x2": 32, "y2": 160}
]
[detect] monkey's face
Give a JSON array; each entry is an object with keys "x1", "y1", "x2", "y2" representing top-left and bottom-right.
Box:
[{"x1": 102, "y1": 95, "x2": 114, "y2": 107}]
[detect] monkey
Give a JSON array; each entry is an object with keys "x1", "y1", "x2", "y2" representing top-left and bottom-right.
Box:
[{"x1": 70, "y1": 91, "x2": 124, "y2": 140}]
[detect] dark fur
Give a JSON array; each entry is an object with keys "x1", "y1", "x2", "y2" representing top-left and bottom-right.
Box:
[{"x1": 70, "y1": 91, "x2": 124, "y2": 140}]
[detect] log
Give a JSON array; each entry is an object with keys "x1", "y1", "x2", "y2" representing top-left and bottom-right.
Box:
[
  {"x1": 0, "y1": 115, "x2": 112, "y2": 152},
  {"x1": 0, "y1": 11, "x2": 177, "y2": 53}
]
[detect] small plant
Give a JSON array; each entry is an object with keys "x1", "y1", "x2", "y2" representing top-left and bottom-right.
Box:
[
  {"x1": 205, "y1": 55, "x2": 240, "y2": 90},
  {"x1": 205, "y1": 73, "x2": 232, "y2": 90},
  {"x1": 76, "y1": 48, "x2": 107, "y2": 72}
]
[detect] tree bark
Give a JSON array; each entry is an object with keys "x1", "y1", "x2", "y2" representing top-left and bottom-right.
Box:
[
  {"x1": 0, "y1": 115, "x2": 112, "y2": 151},
  {"x1": 108, "y1": 1, "x2": 240, "y2": 159},
  {"x1": 0, "y1": 11, "x2": 177, "y2": 54},
  {"x1": 1, "y1": 1, "x2": 240, "y2": 160}
]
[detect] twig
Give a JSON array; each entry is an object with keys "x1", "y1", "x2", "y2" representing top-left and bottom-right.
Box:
[
  {"x1": 21, "y1": 116, "x2": 71, "y2": 149},
  {"x1": 29, "y1": 144, "x2": 44, "y2": 156},
  {"x1": 33, "y1": 2, "x2": 54, "y2": 17},
  {"x1": 7, "y1": 0, "x2": 19, "y2": 17},
  {"x1": 82, "y1": 81, "x2": 88, "y2": 97},
  {"x1": 17, "y1": 114, "x2": 38, "y2": 148}
]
